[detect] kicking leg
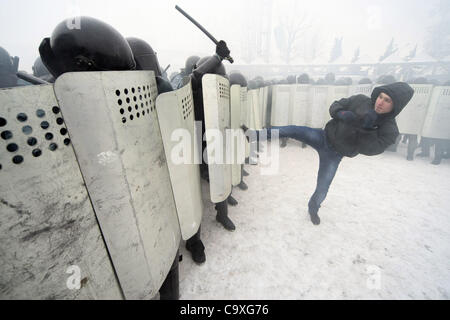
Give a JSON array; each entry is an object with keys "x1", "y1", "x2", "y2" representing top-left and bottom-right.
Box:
[{"x1": 269, "y1": 126, "x2": 324, "y2": 151}]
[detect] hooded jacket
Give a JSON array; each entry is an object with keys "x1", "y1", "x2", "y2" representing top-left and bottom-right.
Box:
[{"x1": 324, "y1": 82, "x2": 414, "y2": 158}]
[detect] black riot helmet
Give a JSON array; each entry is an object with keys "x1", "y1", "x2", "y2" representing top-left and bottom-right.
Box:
[
  {"x1": 39, "y1": 16, "x2": 136, "y2": 78},
  {"x1": 195, "y1": 56, "x2": 226, "y2": 77},
  {"x1": 126, "y1": 37, "x2": 161, "y2": 76},
  {"x1": 247, "y1": 80, "x2": 257, "y2": 90},
  {"x1": 287, "y1": 75, "x2": 296, "y2": 84},
  {"x1": 185, "y1": 56, "x2": 200, "y2": 75},
  {"x1": 32, "y1": 56, "x2": 50, "y2": 78},
  {"x1": 297, "y1": 73, "x2": 310, "y2": 84},
  {"x1": 229, "y1": 72, "x2": 247, "y2": 87}
]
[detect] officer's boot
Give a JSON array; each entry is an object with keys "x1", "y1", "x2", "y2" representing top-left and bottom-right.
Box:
[
  {"x1": 186, "y1": 227, "x2": 206, "y2": 264},
  {"x1": 238, "y1": 181, "x2": 248, "y2": 191},
  {"x1": 215, "y1": 200, "x2": 235, "y2": 231},
  {"x1": 227, "y1": 194, "x2": 238, "y2": 206}
]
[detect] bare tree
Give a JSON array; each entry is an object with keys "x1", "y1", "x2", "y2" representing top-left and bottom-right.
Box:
[
  {"x1": 305, "y1": 30, "x2": 326, "y2": 63},
  {"x1": 329, "y1": 37, "x2": 343, "y2": 63},
  {"x1": 351, "y1": 47, "x2": 360, "y2": 64},
  {"x1": 425, "y1": 0, "x2": 450, "y2": 59},
  {"x1": 274, "y1": 0, "x2": 312, "y2": 64},
  {"x1": 379, "y1": 38, "x2": 398, "y2": 62}
]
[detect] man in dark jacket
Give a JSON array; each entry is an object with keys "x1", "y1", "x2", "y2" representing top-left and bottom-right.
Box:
[{"x1": 244, "y1": 82, "x2": 414, "y2": 225}]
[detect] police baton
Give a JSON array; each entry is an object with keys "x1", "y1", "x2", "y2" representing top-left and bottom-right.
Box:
[
  {"x1": 163, "y1": 64, "x2": 171, "y2": 74},
  {"x1": 175, "y1": 5, "x2": 234, "y2": 64},
  {"x1": 16, "y1": 71, "x2": 49, "y2": 85}
]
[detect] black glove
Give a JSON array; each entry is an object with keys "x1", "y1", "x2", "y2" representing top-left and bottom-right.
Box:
[
  {"x1": 361, "y1": 109, "x2": 378, "y2": 129},
  {"x1": 336, "y1": 110, "x2": 357, "y2": 123},
  {"x1": 216, "y1": 40, "x2": 230, "y2": 60}
]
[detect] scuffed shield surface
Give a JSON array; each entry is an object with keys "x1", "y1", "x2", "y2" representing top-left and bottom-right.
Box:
[
  {"x1": 202, "y1": 74, "x2": 232, "y2": 203},
  {"x1": 156, "y1": 81, "x2": 203, "y2": 240},
  {"x1": 0, "y1": 85, "x2": 122, "y2": 299},
  {"x1": 54, "y1": 71, "x2": 180, "y2": 300},
  {"x1": 396, "y1": 84, "x2": 433, "y2": 135},
  {"x1": 271, "y1": 85, "x2": 292, "y2": 126},
  {"x1": 308, "y1": 86, "x2": 330, "y2": 129},
  {"x1": 422, "y1": 86, "x2": 450, "y2": 139},
  {"x1": 230, "y1": 84, "x2": 245, "y2": 186},
  {"x1": 291, "y1": 85, "x2": 310, "y2": 126}
]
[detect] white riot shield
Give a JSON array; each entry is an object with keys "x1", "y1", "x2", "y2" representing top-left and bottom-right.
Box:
[
  {"x1": 261, "y1": 86, "x2": 270, "y2": 128},
  {"x1": 348, "y1": 84, "x2": 373, "y2": 97},
  {"x1": 240, "y1": 87, "x2": 248, "y2": 127},
  {"x1": 155, "y1": 81, "x2": 203, "y2": 240},
  {"x1": 239, "y1": 87, "x2": 250, "y2": 159},
  {"x1": 308, "y1": 86, "x2": 330, "y2": 128},
  {"x1": 291, "y1": 85, "x2": 310, "y2": 126},
  {"x1": 421, "y1": 86, "x2": 450, "y2": 139},
  {"x1": 230, "y1": 85, "x2": 246, "y2": 186},
  {"x1": 326, "y1": 86, "x2": 350, "y2": 123},
  {"x1": 250, "y1": 89, "x2": 263, "y2": 130},
  {"x1": 271, "y1": 85, "x2": 292, "y2": 126},
  {"x1": 202, "y1": 74, "x2": 232, "y2": 203},
  {"x1": 54, "y1": 71, "x2": 180, "y2": 300},
  {"x1": 0, "y1": 85, "x2": 122, "y2": 299},
  {"x1": 396, "y1": 84, "x2": 433, "y2": 135}
]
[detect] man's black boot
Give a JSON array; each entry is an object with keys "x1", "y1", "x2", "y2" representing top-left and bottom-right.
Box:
[
  {"x1": 308, "y1": 203, "x2": 321, "y2": 226},
  {"x1": 215, "y1": 201, "x2": 236, "y2": 231},
  {"x1": 280, "y1": 137, "x2": 288, "y2": 148},
  {"x1": 242, "y1": 169, "x2": 250, "y2": 176}
]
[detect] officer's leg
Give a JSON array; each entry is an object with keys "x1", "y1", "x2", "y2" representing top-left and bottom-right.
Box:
[
  {"x1": 406, "y1": 134, "x2": 418, "y2": 161},
  {"x1": 242, "y1": 165, "x2": 249, "y2": 177},
  {"x1": 238, "y1": 165, "x2": 248, "y2": 190},
  {"x1": 227, "y1": 192, "x2": 238, "y2": 206},
  {"x1": 215, "y1": 200, "x2": 235, "y2": 231},
  {"x1": 402, "y1": 134, "x2": 408, "y2": 144},
  {"x1": 159, "y1": 250, "x2": 180, "y2": 300},
  {"x1": 417, "y1": 137, "x2": 431, "y2": 157},
  {"x1": 443, "y1": 140, "x2": 450, "y2": 159},
  {"x1": 432, "y1": 139, "x2": 445, "y2": 165},
  {"x1": 186, "y1": 226, "x2": 206, "y2": 264}
]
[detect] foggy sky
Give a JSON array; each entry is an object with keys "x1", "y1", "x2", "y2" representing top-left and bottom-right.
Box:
[{"x1": 0, "y1": 0, "x2": 441, "y2": 73}]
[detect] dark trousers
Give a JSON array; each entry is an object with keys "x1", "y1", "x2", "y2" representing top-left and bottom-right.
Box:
[{"x1": 269, "y1": 126, "x2": 343, "y2": 211}]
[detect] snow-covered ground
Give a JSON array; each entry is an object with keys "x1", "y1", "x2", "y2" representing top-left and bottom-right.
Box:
[{"x1": 178, "y1": 139, "x2": 450, "y2": 300}]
